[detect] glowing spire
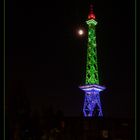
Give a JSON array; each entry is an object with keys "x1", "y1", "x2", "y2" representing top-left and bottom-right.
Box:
[{"x1": 88, "y1": 4, "x2": 96, "y2": 20}]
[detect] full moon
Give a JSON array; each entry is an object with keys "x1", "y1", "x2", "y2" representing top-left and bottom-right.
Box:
[{"x1": 78, "y1": 29, "x2": 84, "y2": 35}]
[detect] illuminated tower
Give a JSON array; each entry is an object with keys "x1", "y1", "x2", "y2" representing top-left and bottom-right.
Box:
[{"x1": 79, "y1": 5, "x2": 106, "y2": 117}]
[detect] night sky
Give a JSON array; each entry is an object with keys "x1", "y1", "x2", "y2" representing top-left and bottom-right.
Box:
[{"x1": 7, "y1": 0, "x2": 134, "y2": 118}]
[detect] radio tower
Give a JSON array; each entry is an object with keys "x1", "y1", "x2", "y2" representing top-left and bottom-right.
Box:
[{"x1": 79, "y1": 5, "x2": 106, "y2": 117}]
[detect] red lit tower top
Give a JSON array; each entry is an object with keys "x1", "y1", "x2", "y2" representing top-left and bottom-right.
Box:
[{"x1": 88, "y1": 5, "x2": 96, "y2": 20}]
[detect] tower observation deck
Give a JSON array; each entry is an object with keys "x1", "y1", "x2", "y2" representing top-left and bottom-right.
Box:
[{"x1": 79, "y1": 5, "x2": 106, "y2": 117}]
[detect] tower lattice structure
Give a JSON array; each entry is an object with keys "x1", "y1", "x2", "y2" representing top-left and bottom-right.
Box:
[{"x1": 79, "y1": 5, "x2": 106, "y2": 117}]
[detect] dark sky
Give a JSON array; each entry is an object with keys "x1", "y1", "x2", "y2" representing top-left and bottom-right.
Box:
[{"x1": 7, "y1": 0, "x2": 134, "y2": 118}]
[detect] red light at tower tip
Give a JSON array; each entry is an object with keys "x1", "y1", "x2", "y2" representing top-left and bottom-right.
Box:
[{"x1": 88, "y1": 5, "x2": 96, "y2": 20}]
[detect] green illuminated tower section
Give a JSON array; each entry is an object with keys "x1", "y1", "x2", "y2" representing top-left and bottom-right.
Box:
[{"x1": 85, "y1": 9, "x2": 99, "y2": 84}]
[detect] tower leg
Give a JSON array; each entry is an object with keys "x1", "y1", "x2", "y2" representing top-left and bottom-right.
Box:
[
  {"x1": 97, "y1": 95, "x2": 103, "y2": 116},
  {"x1": 83, "y1": 91, "x2": 103, "y2": 117}
]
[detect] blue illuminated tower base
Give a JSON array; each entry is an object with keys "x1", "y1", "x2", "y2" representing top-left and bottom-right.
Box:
[{"x1": 80, "y1": 84, "x2": 106, "y2": 117}]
